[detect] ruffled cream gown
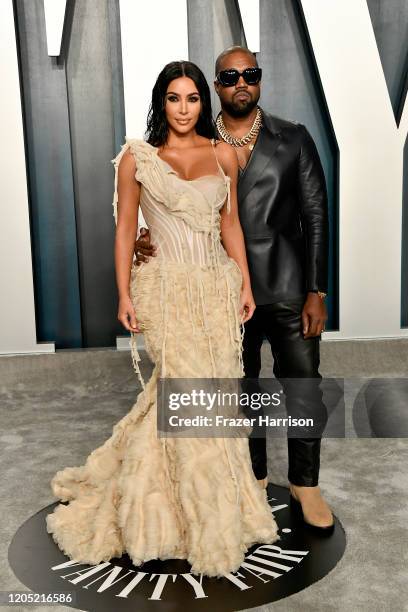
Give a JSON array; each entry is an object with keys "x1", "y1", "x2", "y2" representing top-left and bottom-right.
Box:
[{"x1": 45, "y1": 137, "x2": 280, "y2": 578}]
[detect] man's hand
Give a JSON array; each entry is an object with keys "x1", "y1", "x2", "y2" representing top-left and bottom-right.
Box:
[
  {"x1": 134, "y1": 227, "x2": 156, "y2": 266},
  {"x1": 302, "y1": 292, "x2": 327, "y2": 338}
]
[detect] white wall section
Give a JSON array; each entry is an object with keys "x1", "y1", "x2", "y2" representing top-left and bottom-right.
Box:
[
  {"x1": 118, "y1": 0, "x2": 189, "y2": 138},
  {"x1": 44, "y1": 0, "x2": 67, "y2": 57},
  {"x1": 237, "y1": 0, "x2": 260, "y2": 52},
  {"x1": 301, "y1": 0, "x2": 408, "y2": 339}
]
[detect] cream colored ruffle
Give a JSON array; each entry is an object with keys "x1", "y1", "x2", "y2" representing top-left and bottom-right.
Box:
[
  {"x1": 111, "y1": 137, "x2": 230, "y2": 228},
  {"x1": 46, "y1": 365, "x2": 280, "y2": 578}
]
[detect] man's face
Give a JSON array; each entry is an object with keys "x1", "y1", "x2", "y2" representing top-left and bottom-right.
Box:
[{"x1": 214, "y1": 51, "x2": 261, "y2": 118}]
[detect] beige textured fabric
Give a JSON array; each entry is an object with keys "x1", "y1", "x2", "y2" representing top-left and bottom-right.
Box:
[{"x1": 45, "y1": 138, "x2": 280, "y2": 578}]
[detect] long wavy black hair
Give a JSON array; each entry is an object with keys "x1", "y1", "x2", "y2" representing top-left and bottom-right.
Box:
[{"x1": 145, "y1": 60, "x2": 216, "y2": 146}]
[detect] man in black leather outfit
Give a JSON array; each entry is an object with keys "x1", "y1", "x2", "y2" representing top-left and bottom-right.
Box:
[{"x1": 134, "y1": 46, "x2": 333, "y2": 530}]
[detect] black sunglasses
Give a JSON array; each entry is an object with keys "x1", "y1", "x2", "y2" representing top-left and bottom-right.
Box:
[{"x1": 216, "y1": 67, "x2": 262, "y2": 87}]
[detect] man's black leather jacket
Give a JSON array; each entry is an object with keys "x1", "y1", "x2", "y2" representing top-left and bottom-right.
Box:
[{"x1": 222, "y1": 108, "x2": 329, "y2": 305}]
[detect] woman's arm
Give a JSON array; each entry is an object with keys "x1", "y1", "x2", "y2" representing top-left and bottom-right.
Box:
[
  {"x1": 217, "y1": 142, "x2": 255, "y2": 323},
  {"x1": 114, "y1": 148, "x2": 141, "y2": 332}
]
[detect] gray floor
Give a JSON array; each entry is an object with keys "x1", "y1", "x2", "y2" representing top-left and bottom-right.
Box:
[{"x1": 1, "y1": 338, "x2": 408, "y2": 612}]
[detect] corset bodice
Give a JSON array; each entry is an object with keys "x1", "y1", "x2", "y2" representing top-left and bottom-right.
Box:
[{"x1": 111, "y1": 137, "x2": 232, "y2": 268}]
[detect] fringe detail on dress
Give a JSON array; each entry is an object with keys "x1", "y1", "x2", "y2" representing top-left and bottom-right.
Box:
[
  {"x1": 225, "y1": 175, "x2": 231, "y2": 214},
  {"x1": 137, "y1": 261, "x2": 243, "y2": 382},
  {"x1": 130, "y1": 332, "x2": 145, "y2": 389}
]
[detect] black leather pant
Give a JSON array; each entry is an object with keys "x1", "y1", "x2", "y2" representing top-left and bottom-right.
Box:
[{"x1": 242, "y1": 296, "x2": 326, "y2": 487}]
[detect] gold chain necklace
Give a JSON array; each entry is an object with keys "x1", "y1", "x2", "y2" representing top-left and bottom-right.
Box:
[{"x1": 216, "y1": 106, "x2": 262, "y2": 150}]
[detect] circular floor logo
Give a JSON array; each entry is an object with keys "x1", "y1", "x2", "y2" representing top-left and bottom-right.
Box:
[{"x1": 9, "y1": 484, "x2": 346, "y2": 611}]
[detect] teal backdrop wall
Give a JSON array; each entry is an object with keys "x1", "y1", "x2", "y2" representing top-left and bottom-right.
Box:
[{"x1": 13, "y1": 0, "x2": 408, "y2": 347}]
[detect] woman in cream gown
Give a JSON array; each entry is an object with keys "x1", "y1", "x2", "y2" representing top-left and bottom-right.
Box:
[{"x1": 45, "y1": 60, "x2": 280, "y2": 578}]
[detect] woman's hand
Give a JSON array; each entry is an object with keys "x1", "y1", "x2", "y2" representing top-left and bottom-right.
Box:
[
  {"x1": 239, "y1": 284, "x2": 256, "y2": 324},
  {"x1": 118, "y1": 295, "x2": 140, "y2": 333}
]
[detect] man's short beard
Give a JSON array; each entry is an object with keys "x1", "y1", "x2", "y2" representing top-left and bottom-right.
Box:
[{"x1": 221, "y1": 96, "x2": 259, "y2": 118}]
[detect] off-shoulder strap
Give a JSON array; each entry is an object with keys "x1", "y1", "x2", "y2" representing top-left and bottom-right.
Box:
[
  {"x1": 210, "y1": 138, "x2": 231, "y2": 213},
  {"x1": 210, "y1": 138, "x2": 224, "y2": 174}
]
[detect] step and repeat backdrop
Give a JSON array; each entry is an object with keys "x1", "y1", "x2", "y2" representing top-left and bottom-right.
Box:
[{"x1": 1, "y1": 0, "x2": 407, "y2": 354}]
